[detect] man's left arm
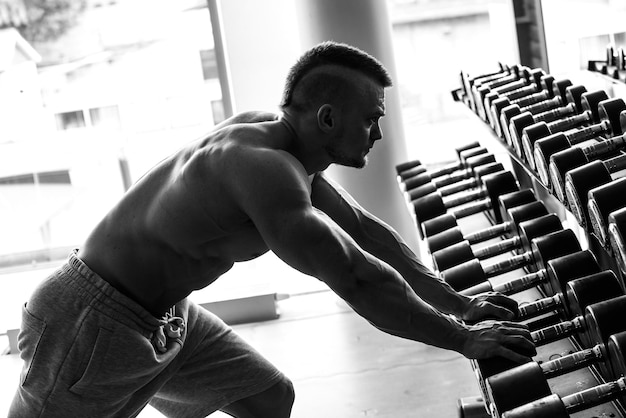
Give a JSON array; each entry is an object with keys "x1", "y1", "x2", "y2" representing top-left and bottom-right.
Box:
[{"x1": 310, "y1": 173, "x2": 517, "y2": 322}]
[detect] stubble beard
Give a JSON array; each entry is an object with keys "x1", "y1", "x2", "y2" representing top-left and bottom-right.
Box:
[{"x1": 325, "y1": 143, "x2": 370, "y2": 169}]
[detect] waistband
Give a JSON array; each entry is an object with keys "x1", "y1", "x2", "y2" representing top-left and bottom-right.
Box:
[{"x1": 63, "y1": 249, "x2": 167, "y2": 333}]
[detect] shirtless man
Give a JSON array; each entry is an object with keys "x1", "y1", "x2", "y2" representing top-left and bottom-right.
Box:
[{"x1": 10, "y1": 41, "x2": 534, "y2": 418}]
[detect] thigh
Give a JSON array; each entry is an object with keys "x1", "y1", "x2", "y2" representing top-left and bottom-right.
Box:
[
  {"x1": 220, "y1": 376, "x2": 295, "y2": 418},
  {"x1": 150, "y1": 303, "x2": 286, "y2": 418},
  {"x1": 10, "y1": 268, "x2": 182, "y2": 418}
]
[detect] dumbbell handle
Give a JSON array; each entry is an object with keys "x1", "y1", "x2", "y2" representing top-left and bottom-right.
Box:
[
  {"x1": 548, "y1": 110, "x2": 592, "y2": 133},
  {"x1": 565, "y1": 119, "x2": 612, "y2": 147},
  {"x1": 493, "y1": 269, "x2": 546, "y2": 295},
  {"x1": 533, "y1": 102, "x2": 577, "y2": 124},
  {"x1": 445, "y1": 199, "x2": 493, "y2": 220},
  {"x1": 502, "y1": 378, "x2": 626, "y2": 417},
  {"x1": 443, "y1": 187, "x2": 489, "y2": 208},
  {"x1": 531, "y1": 316, "x2": 584, "y2": 345},
  {"x1": 540, "y1": 344, "x2": 603, "y2": 379},
  {"x1": 584, "y1": 132, "x2": 626, "y2": 159},
  {"x1": 460, "y1": 269, "x2": 547, "y2": 296},
  {"x1": 514, "y1": 90, "x2": 550, "y2": 108},
  {"x1": 482, "y1": 251, "x2": 534, "y2": 278},
  {"x1": 518, "y1": 294, "x2": 562, "y2": 320},
  {"x1": 523, "y1": 96, "x2": 562, "y2": 115},
  {"x1": 563, "y1": 377, "x2": 626, "y2": 414},
  {"x1": 465, "y1": 221, "x2": 513, "y2": 244}
]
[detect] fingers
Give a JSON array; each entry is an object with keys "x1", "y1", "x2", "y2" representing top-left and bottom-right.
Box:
[
  {"x1": 485, "y1": 293, "x2": 520, "y2": 315},
  {"x1": 503, "y1": 334, "x2": 537, "y2": 358},
  {"x1": 465, "y1": 321, "x2": 536, "y2": 362},
  {"x1": 496, "y1": 345, "x2": 534, "y2": 364},
  {"x1": 478, "y1": 302, "x2": 516, "y2": 321},
  {"x1": 496, "y1": 320, "x2": 531, "y2": 332}
]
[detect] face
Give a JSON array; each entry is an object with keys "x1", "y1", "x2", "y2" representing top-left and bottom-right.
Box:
[{"x1": 325, "y1": 78, "x2": 386, "y2": 168}]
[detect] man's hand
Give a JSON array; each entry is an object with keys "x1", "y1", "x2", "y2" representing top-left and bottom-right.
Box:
[
  {"x1": 461, "y1": 320, "x2": 536, "y2": 363},
  {"x1": 460, "y1": 292, "x2": 520, "y2": 323}
]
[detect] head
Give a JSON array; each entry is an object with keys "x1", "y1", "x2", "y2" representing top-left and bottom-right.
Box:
[{"x1": 280, "y1": 42, "x2": 393, "y2": 168}]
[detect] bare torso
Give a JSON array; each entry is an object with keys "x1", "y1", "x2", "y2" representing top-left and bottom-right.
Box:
[{"x1": 79, "y1": 118, "x2": 307, "y2": 316}]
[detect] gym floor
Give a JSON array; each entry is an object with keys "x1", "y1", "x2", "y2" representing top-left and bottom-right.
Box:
[{"x1": 0, "y1": 285, "x2": 481, "y2": 418}]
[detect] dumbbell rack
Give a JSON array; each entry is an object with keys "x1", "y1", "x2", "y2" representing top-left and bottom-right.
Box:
[{"x1": 416, "y1": 66, "x2": 626, "y2": 417}]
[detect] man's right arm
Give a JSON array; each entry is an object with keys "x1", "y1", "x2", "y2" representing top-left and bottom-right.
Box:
[{"x1": 219, "y1": 145, "x2": 534, "y2": 362}]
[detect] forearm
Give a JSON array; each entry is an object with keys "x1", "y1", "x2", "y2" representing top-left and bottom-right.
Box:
[
  {"x1": 340, "y1": 251, "x2": 470, "y2": 353},
  {"x1": 356, "y1": 219, "x2": 470, "y2": 317},
  {"x1": 271, "y1": 211, "x2": 471, "y2": 352}
]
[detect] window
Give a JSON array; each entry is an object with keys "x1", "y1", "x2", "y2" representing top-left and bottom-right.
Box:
[
  {"x1": 0, "y1": 171, "x2": 71, "y2": 185},
  {"x1": 199, "y1": 49, "x2": 219, "y2": 81},
  {"x1": 211, "y1": 99, "x2": 225, "y2": 125},
  {"x1": 55, "y1": 110, "x2": 86, "y2": 130},
  {"x1": 89, "y1": 105, "x2": 121, "y2": 130}
]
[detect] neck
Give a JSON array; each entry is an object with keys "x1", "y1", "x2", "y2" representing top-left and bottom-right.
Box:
[{"x1": 279, "y1": 111, "x2": 332, "y2": 174}]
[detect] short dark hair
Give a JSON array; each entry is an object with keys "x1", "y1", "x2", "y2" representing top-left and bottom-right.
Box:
[{"x1": 280, "y1": 41, "x2": 392, "y2": 111}]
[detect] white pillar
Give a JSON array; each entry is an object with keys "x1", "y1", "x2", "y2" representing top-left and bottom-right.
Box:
[{"x1": 294, "y1": 0, "x2": 418, "y2": 250}]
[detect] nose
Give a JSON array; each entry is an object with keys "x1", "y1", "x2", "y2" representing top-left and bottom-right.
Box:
[{"x1": 371, "y1": 123, "x2": 383, "y2": 141}]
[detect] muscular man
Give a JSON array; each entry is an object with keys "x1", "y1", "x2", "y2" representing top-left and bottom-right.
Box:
[{"x1": 10, "y1": 42, "x2": 534, "y2": 418}]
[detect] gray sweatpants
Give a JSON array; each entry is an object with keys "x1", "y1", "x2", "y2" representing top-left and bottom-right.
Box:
[{"x1": 9, "y1": 250, "x2": 284, "y2": 417}]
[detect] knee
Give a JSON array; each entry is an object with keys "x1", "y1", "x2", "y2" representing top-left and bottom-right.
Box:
[{"x1": 274, "y1": 375, "x2": 295, "y2": 413}]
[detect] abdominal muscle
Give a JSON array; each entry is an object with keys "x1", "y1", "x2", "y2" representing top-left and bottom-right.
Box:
[{"x1": 79, "y1": 207, "x2": 270, "y2": 317}]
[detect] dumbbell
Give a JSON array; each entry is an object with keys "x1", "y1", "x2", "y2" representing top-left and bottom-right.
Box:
[
  {"x1": 399, "y1": 145, "x2": 488, "y2": 190},
  {"x1": 461, "y1": 65, "x2": 514, "y2": 112},
  {"x1": 507, "y1": 85, "x2": 593, "y2": 161},
  {"x1": 412, "y1": 171, "x2": 519, "y2": 233},
  {"x1": 461, "y1": 250, "x2": 598, "y2": 298},
  {"x1": 472, "y1": 66, "x2": 530, "y2": 121},
  {"x1": 441, "y1": 229, "x2": 580, "y2": 291},
  {"x1": 395, "y1": 159, "x2": 422, "y2": 177},
  {"x1": 518, "y1": 89, "x2": 613, "y2": 168},
  {"x1": 532, "y1": 100, "x2": 626, "y2": 187},
  {"x1": 397, "y1": 141, "x2": 483, "y2": 184},
  {"x1": 498, "y1": 78, "x2": 572, "y2": 147},
  {"x1": 422, "y1": 188, "x2": 537, "y2": 239},
  {"x1": 475, "y1": 66, "x2": 541, "y2": 123},
  {"x1": 609, "y1": 207, "x2": 626, "y2": 280},
  {"x1": 587, "y1": 177, "x2": 626, "y2": 252},
  {"x1": 502, "y1": 377, "x2": 626, "y2": 417},
  {"x1": 402, "y1": 156, "x2": 499, "y2": 198},
  {"x1": 406, "y1": 156, "x2": 501, "y2": 201},
  {"x1": 427, "y1": 200, "x2": 548, "y2": 253},
  {"x1": 488, "y1": 72, "x2": 554, "y2": 129},
  {"x1": 546, "y1": 131, "x2": 626, "y2": 203},
  {"x1": 517, "y1": 270, "x2": 624, "y2": 347},
  {"x1": 487, "y1": 324, "x2": 626, "y2": 417},
  {"x1": 484, "y1": 69, "x2": 547, "y2": 129},
  {"x1": 471, "y1": 291, "x2": 626, "y2": 414},
  {"x1": 432, "y1": 213, "x2": 563, "y2": 272},
  {"x1": 564, "y1": 152, "x2": 626, "y2": 231},
  {"x1": 523, "y1": 95, "x2": 623, "y2": 172},
  {"x1": 476, "y1": 294, "x2": 626, "y2": 399},
  {"x1": 502, "y1": 317, "x2": 626, "y2": 418}
]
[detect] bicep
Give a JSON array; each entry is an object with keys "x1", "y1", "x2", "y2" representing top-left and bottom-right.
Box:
[
  {"x1": 222, "y1": 150, "x2": 356, "y2": 282},
  {"x1": 311, "y1": 173, "x2": 384, "y2": 244}
]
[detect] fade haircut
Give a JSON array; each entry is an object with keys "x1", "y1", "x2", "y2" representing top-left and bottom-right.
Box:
[{"x1": 280, "y1": 41, "x2": 392, "y2": 111}]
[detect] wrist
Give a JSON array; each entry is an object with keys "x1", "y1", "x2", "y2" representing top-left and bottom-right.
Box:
[{"x1": 447, "y1": 289, "x2": 471, "y2": 317}]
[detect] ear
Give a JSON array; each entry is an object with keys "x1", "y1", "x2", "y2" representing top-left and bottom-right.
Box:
[{"x1": 316, "y1": 104, "x2": 335, "y2": 133}]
